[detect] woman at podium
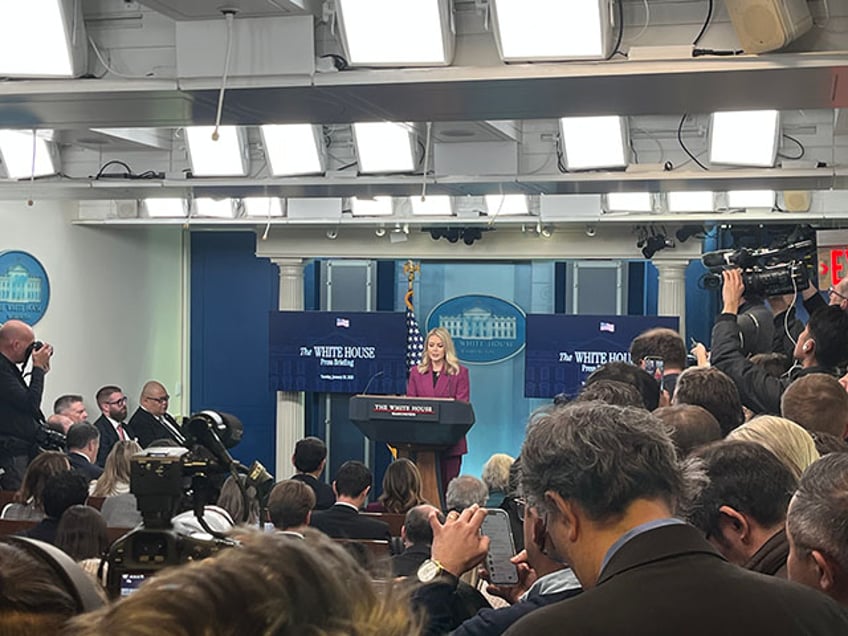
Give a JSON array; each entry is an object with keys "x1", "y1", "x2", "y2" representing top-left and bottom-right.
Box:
[{"x1": 406, "y1": 327, "x2": 470, "y2": 487}]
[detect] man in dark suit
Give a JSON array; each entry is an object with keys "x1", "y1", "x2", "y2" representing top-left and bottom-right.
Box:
[
  {"x1": 392, "y1": 504, "x2": 442, "y2": 577},
  {"x1": 290, "y1": 436, "x2": 335, "y2": 510},
  {"x1": 309, "y1": 460, "x2": 390, "y2": 541},
  {"x1": 0, "y1": 320, "x2": 53, "y2": 490},
  {"x1": 92, "y1": 385, "x2": 130, "y2": 466},
  {"x1": 127, "y1": 380, "x2": 183, "y2": 449},
  {"x1": 66, "y1": 422, "x2": 103, "y2": 482}
]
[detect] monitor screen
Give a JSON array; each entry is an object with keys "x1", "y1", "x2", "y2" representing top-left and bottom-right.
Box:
[{"x1": 524, "y1": 314, "x2": 679, "y2": 398}]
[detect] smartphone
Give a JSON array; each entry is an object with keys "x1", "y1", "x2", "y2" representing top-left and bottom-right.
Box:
[
  {"x1": 643, "y1": 356, "x2": 665, "y2": 391},
  {"x1": 481, "y1": 508, "x2": 519, "y2": 586}
]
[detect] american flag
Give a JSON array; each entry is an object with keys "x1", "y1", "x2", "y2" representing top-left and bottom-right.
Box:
[
  {"x1": 406, "y1": 291, "x2": 425, "y2": 369},
  {"x1": 599, "y1": 321, "x2": 616, "y2": 333}
]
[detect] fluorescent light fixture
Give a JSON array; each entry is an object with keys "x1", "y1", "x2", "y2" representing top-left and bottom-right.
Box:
[
  {"x1": 143, "y1": 198, "x2": 188, "y2": 218},
  {"x1": 185, "y1": 126, "x2": 249, "y2": 177},
  {"x1": 193, "y1": 198, "x2": 236, "y2": 219},
  {"x1": 336, "y1": 0, "x2": 454, "y2": 66},
  {"x1": 727, "y1": 190, "x2": 775, "y2": 209},
  {"x1": 351, "y1": 197, "x2": 394, "y2": 216},
  {"x1": 0, "y1": 0, "x2": 86, "y2": 77},
  {"x1": 243, "y1": 197, "x2": 285, "y2": 217},
  {"x1": 709, "y1": 110, "x2": 780, "y2": 167},
  {"x1": 667, "y1": 191, "x2": 715, "y2": 213},
  {"x1": 491, "y1": 0, "x2": 613, "y2": 62},
  {"x1": 605, "y1": 192, "x2": 653, "y2": 213},
  {"x1": 559, "y1": 116, "x2": 628, "y2": 170},
  {"x1": 352, "y1": 122, "x2": 415, "y2": 173},
  {"x1": 484, "y1": 194, "x2": 530, "y2": 216},
  {"x1": 411, "y1": 195, "x2": 453, "y2": 216},
  {"x1": 0, "y1": 130, "x2": 57, "y2": 180},
  {"x1": 260, "y1": 124, "x2": 324, "y2": 176}
]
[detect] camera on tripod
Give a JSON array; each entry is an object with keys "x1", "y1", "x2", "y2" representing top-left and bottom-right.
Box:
[
  {"x1": 104, "y1": 411, "x2": 273, "y2": 598},
  {"x1": 700, "y1": 239, "x2": 815, "y2": 297}
]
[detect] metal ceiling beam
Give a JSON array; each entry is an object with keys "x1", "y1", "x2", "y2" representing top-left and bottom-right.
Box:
[{"x1": 0, "y1": 54, "x2": 845, "y2": 129}]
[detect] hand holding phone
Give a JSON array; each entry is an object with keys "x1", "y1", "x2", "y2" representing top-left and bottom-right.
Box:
[
  {"x1": 481, "y1": 509, "x2": 519, "y2": 586},
  {"x1": 643, "y1": 356, "x2": 665, "y2": 391}
]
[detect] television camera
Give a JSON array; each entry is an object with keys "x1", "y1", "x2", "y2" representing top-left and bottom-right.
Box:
[
  {"x1": 105, "y1": 410, "x2": 274, "y2": 598},
  {"x1": 700, "y1": 239, "x2": 815, "y2": 297}
]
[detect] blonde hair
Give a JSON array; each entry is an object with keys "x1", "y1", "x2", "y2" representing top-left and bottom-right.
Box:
[
  {"x1": 727, "y1": 415, "x2": 820, "y2": 480},
  {"x1": 91, "y1": 441, "x2": 142, "y2": 497},
  {"x1": 417, "y1": 327, "x2": 461, "y2": 376},
  {"x1": 482, "y1": 453, "x2": 514, "y2": 493}
]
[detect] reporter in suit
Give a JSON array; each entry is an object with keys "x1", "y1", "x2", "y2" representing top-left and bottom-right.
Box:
[
  {"x1": 127, "y1": 381, "x2": 183, "y2": 448},
  {"x1": 310, "y1": 460, "x2": 391, "y2": 541},
  {"x1": 406, "y1": 327, "x2": 471, "y2": 487},
  {"x1": 92, "y1": 385, "x2": 130, "y2": 467}
]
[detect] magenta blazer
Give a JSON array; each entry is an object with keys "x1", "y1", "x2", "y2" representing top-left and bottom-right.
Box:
[{"x1": 406, "y1": 365, "x2": 470, "y2": 455}]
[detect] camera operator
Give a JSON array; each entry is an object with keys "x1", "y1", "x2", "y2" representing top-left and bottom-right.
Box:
[
  {"x1": 711, "y1": 270, "x2": 848, "y2": 416},
  {"x1": 0, "y1": 320, "x2": 54, "y2": 490},
  {"x1": 767, "y1": 278, "x2": 848, "y2": 360}
]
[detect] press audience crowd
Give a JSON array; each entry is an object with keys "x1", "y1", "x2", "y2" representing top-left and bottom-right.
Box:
[{"x1": 1, "y1": 274, "x2": 848, "y2": 634}]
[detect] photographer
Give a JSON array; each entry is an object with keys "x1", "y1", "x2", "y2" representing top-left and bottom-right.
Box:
[
  {"x1": 711, "y1": 270, "x2": 848, "y2": 416},
  {"x1": 0, "y1": 320, "x2": 53, "y2": 490}
]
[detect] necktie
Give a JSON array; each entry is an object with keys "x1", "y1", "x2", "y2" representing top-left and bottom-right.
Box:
[{"x1": 117, "y1": 423, "x2": 126, "y2": 441}]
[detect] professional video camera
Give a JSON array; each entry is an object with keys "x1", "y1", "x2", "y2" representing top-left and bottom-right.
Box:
[
  {"x1": 700, "y1": 239, "x2": 815, "y2": 297},
  {"x1": 105, "y1": 410, "x2": 274, "y2": 598}
]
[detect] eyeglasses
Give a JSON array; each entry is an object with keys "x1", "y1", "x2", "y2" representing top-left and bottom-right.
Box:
[
  {"x1": 513, "y1": 497, "x2": 527, "y2": 522},
  {"x1": 145, "y1": 395, "x2": 170, "y2": 403},
  {"x1": 828, "y1": 287, "x2": 847, "y2": 302},
  {"x1": 106, "y1": 397, "x2": 128, "y2": 406}
]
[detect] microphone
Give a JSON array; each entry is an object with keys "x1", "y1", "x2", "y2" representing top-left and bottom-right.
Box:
[
  {"x1": 701, "y1": 249, "x2": 736, "y2": 268},
  {"x1": 361, "y1": 370, "x2": 385, "y2": 395},
  {"x1": 186, "y1": 411, "x2": 244, "y2": 470}
]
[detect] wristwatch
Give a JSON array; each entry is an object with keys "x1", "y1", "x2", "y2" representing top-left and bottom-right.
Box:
[{"x1": 417, "y1": 559, "x2": 459, "y2": 585}]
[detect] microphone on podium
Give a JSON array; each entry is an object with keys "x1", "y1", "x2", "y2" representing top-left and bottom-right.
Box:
[{"x1": 362, "y1": 370, "x2": 385, "y2": 395}]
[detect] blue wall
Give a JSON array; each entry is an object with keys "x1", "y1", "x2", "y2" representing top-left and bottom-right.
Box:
[{"x1": 190, "y1": 232, "x2": 279, "y2": 471}]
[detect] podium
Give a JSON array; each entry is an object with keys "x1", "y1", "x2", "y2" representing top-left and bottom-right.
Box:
[{"x1": 349, "y1": 395, "x2": 474, "y2": 508}]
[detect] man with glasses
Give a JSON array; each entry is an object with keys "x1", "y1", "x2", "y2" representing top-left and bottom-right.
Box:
[
  {"x1": 127, "y1": 380, "x2": 183, "y2": 448},
  {"x1": 93, "y1": 385, "x2": 131, "y2": 466}
]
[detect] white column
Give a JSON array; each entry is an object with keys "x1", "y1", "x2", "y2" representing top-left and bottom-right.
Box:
[
  {"x1": 653, "y1": 259, "x2": 689, "y2": 339},
  {"x1": 272, "y1": 258, "x2": 305, "y2": 480}
]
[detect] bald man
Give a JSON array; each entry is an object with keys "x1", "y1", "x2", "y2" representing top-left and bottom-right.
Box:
[
  {"x1": 0, "y1": 320, "x2": 54, "y2": 489},
  {"x1": 126, "y1": 380, "x2": 184, "y2": 448}
]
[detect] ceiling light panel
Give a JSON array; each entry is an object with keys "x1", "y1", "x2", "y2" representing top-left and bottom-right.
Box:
[
  {"x1": 484, "y1": 194, "x2": 530, "y2": 216},
  {"x1": 337, "y1": 0, "x2": 454, "y2": 66},
  {"x1": 606, "y1": 192, "x2": 653, "y2": 212},
  {"x1": 0, "y1": 0, "x2": 85, "y2": 77},
  {"x1": 243, "y1": 197, "x2": 285, "y2": 217},
  {"x1": 560, "y1": 116, "x2": 628, "y2": 170},
  {"x1": 351, "y1": 197, "x2": 394, "y2": 216},
  {"x1": 411, "y1": 195, "x2": 454, "y2": 216},
  {"x1": 261, "y1": 124, "x2": 324, "y2": 176},
  {"x1": 0, "y1": 130, "x2": 58, "y2": 180},
  {"x1": 667, "y1": 191, "x2": 714, "y2": 212},
  {"x1": 491, "y1": 0, "x2": 614, "y2": 62},
  {"x1": 727, "y1": 190, "x2": 775, "y2": 208},
  {"x1": 352, "y1": 122, "x2": 416, "y2": 173},
  {"x1": 185, "y1": 126, "x2": 249, "y2": 177},
  {"x1": 194, "y1": 198, "x2": 237, "y2": 218},
  {"x1": 143, "y1": 199, "x2": 188, "y2": 218},
  {"x1": 709, "y1": 110, "x2": 780, "y2": 167}
]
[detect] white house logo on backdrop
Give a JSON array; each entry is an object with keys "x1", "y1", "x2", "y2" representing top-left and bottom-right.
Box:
[
  {"x1": 0, "y1": 251, "x2": 50, "y2": 325},
  {"x1": 427, "y1": 295, "x2": 526, "y2": 364}
]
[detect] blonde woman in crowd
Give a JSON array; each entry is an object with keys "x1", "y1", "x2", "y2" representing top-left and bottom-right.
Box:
[{"x1": 727, "y1": 415, "x2": 820, "y2": 480}]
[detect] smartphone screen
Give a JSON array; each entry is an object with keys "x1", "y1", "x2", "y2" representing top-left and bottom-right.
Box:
[
  {"x1": 643, "y1": 356, "x2": 665, "y2": 391},
  {"x1": 481, "y1": 508, "x2": 518, "y2": 586},
  {"x1": 119, "y1": 572, "x2": 148, "y2": 597}
]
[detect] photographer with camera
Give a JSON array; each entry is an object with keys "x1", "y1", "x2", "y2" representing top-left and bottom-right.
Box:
[
  {"x1": 0, "y1": 320, "x2": 54, "y2": 490},
  {"x1": 711, "y1": 270, "x2": 848, "y2": 416}
]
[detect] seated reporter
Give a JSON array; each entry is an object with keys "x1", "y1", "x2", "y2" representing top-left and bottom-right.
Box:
[{"x1": 711, "y1": 269, "x2": 848, "y2": 415}]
